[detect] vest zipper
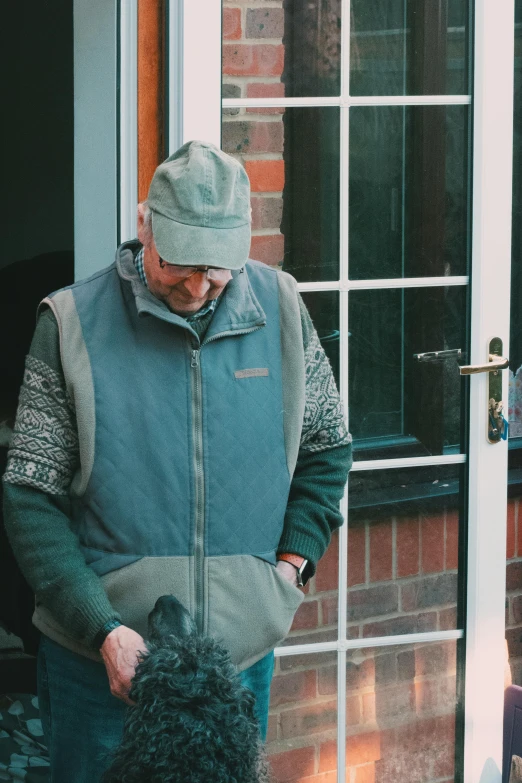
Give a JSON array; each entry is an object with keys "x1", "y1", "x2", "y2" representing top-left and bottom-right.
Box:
[
  {"x1": 189, "y1": 324, "x2": 264, "y2": 635},
  {"x1": 189, "y1": 344, "x2": 205, "y2": 633}
]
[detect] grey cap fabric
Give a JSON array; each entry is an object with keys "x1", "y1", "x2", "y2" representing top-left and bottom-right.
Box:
[{"x1": 148, "y1": 140, "x2": 251, "y2": 270}]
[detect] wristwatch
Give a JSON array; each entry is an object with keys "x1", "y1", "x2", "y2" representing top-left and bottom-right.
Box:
[
  {"x1": 277, "y1": 553, "x2": 312, "y2": 587},
  {"x1": 94, "y1": 619, "x2": 122, "y2": 649}
]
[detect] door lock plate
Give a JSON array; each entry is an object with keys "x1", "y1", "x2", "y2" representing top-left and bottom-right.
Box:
[{"x1": 488, "y1": 337, "x2": 508, "y2": 444}]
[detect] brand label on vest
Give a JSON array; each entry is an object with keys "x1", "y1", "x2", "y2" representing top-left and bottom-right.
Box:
[{"x1": 234, "y1": 368, "x2": 269, "y2": 379}]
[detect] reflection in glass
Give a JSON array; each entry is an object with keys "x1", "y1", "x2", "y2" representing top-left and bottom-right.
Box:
[
  {"x1": 222, "y1": 107, "x2": 340, "y2": 281},
  {"x1": 510, "y1": 0, "x2": 522, "y2": 438},
  {"x1": 222, "y1": 0, "x2": 341, "y2": 98},
  {"x1": 345, "y1": 642, "x2": 459, "y2": 780},
  {"x1": 348, "y1": 286, "x2": 467, "y2": 458},
  {"x1": 348, "y1": 465, "x2": 462, "y2": 638},
  {"x1": 267, "y1": 652, "x2": 338, "y2": 780},
  {"x1": 349, "y1": 105, "x2": 469, "y2": 280},
  {"x1": 350, "y1": 0, "x2": 469, "y2": 96}
]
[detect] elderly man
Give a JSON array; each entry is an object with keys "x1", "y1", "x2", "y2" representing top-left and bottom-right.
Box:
[{"x1": 3, "y1": 141, "x2": 352, "y2": 782}]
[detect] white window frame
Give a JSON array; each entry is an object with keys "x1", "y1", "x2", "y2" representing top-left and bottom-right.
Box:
[{"x1": 178, "y1": 1, "x2": 515, "y2": 781}]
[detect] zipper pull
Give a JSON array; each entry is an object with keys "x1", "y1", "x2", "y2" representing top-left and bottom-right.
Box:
[{"x1": 191, "y1": 349, "x2": 200, "y2": 368}]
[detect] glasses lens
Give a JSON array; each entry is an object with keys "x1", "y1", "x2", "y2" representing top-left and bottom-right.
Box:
[{"x1": 206, "y1": 268, "x2": 233, "y2": 282}]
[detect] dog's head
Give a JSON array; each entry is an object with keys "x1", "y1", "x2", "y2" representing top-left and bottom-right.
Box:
[
  {"x1": 147, "y1": 594, "x2": 197, "y2": 643},
  {"x1": 103, "y1": 596, "x2": 270, "y2": 783}
]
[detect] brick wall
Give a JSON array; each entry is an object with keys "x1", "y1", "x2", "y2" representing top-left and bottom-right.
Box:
[
  {"x1": 506, "y1": 497, "x2": 522, "y2": 684},
  {"x1": 222, "y1": 1, "x2": 285, "y2": 266},
  {"x1": 267, "y1": 508, "x2": 460, "y2": 782}
]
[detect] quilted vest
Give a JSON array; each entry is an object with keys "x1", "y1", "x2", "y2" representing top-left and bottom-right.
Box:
[{"x1": 47, "y1": 249, "x2": 291, "y2": 580}]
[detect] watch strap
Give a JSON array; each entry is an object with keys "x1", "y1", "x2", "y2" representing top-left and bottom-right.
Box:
[{"x1": 277, "y1": 553, "x2": 306, "y2": 570}]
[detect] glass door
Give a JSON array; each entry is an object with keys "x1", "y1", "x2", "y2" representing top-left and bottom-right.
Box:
[{"x1": 170, "y1": 0, "x2": 515, "y2": 779}]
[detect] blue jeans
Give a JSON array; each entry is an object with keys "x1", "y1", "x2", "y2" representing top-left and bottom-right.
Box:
[{"x1": 37, "y1": 635, "x2": 274, "y2": 783}]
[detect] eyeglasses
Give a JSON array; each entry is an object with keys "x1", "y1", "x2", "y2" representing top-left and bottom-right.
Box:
[{"x1": 158, "y1": 257, "x2": 233, "y2": 283}]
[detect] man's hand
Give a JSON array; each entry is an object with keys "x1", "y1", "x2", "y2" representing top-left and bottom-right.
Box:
[
  {"x1": 276, "y1": 559, "x2": 299, "y2": 586},
  {"x1": 100, "y1": 625, "x2": 147, "y2": 705}
]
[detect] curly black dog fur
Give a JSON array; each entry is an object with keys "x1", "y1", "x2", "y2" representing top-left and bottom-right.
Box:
[{"x1": 102, "y1": 596, "x2": 271, "y2": 783}]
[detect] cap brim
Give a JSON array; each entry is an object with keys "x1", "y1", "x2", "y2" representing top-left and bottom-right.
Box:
[{"x1": 152, "y1": 211, "x2": 251, "y2": 271}]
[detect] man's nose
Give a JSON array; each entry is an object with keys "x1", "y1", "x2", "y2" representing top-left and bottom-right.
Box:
[{"x1": 182, "y1": 272, "x2": 212, "y2": 298}]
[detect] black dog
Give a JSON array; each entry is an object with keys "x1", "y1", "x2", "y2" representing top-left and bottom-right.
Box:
[{"x1": 103, "y1": 595, "x2": 270, "y2": 783}]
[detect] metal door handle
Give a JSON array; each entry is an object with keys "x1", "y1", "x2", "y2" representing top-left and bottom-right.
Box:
[{"x1": 459, "y1": 355, "x2": 509, "y2": 375}]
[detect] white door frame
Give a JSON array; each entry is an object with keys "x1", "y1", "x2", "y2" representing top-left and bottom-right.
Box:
[{"x1": 464, "y1": 0, "x2": 514, "y2": 780}]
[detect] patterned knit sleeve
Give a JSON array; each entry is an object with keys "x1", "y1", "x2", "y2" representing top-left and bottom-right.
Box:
[
  {"x1": 3, "y1": 309, "x2": 79, "y2": 494},
  {"x1": 298, "y1": 295, "x2": 352, "y2": 453}
]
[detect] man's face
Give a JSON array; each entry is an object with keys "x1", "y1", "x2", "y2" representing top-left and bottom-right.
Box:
[{"x1": 137, "y1": 206, "x2": 232, "y2": 316}]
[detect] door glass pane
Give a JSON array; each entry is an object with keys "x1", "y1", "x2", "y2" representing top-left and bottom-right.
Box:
[
  {"x1": 301, "y1": 292, "x2": 340, "y2": 387},
  {"x1": 349, "y1": 286, "x2": 467, "y2": 460},
  {"x1": 267, "y1": 652, "x2": 338, "y2": 781},
  {"x1": 350, "y1": 0, "x2": 470, "y2": 96},
  {"x1": 222, "y1": 107, "x2": 340, "y2": 280},
  {"x1": 349, "y1": 105, "x2": 469, "y2": 280},
  {"x1": 345, "y1": 641, "x2": 460, "y2": 781},
  {"x1": 222, "y1": 0, "x2": 341, "y2": 98},
  {"x1": 348, "y1": 465, "x2": 462, "y2": 638}
]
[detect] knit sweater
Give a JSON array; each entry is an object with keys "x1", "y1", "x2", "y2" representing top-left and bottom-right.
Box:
[{"x1": 3, "y1": 285, "x2": 352, "y2": 650}]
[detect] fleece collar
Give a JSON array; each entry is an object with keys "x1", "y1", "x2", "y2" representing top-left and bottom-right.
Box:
[{"x1": 115, "y1": 240, "x2": 266, "y2": 341}]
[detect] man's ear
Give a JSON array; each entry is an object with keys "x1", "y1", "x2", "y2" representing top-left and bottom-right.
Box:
[{"x1": 136, "y1": 203, "x2": 147, "y2": 244}]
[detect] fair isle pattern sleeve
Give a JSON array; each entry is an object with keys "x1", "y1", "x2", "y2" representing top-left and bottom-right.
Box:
[
  {"x1": 4, "y1": 355, "x2": 79, "y2": 495},
  {"x1": 299, "y1": 296, "x2": 352, "y2": 453}
]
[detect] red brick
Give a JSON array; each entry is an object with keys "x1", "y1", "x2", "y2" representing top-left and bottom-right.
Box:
[
  {"x1": 280, "y1": 700, "x2": 337, "y2": 739},
  {"x1": 251, "y1": 196, "x2": 283, "y2": 231},
  {"x1": 415, "y1": 678, "x2": 439, "y2": 713},
  {"x1": 320, "y1": 596, "x2": 337, "y2": 627},
  {"x1": 506, "y1": 561, "x2": 522, "y2": 591},
  {"x1": 513, "y1": 595, "x2": 522, "y2": 624},
  {"x1": 318, "y1": 664, "x2": 337, "y2": 696},
  {"x1": 315, "y1": 531, "x2": 339, "y2": 593},
  {"x1": 291, "y1": 600, "x2": 319, "y2": 631},
  {"x1": 268, "y1": 746, "x2": 316, "y2": 782},
  {"x1": 421, "y1": 514, "x2": 444, "y2": 573},
  {"x1": 347, "y1": 584, "x2": 398, "y2": 622},
  {"x1": 347, "y1": 694, "x2": 362, "y2": 726},
  {"x1": 245, "y1": 159, "x2": 285, "y2": 192},
  {"x1": 223, "y1": 44, "x2": 284, "y2": 77},
  {"x1": 439, "y1": 606, "x2": 457, "y2": 630},
  {"x1": 369, "y1": 521, "x2": 393, "y2": 582},
  {"x1": 362, "y1": 692, "x2": 376, "y2": 723},
  {"x1": 508, "y1": 501, "x2": 517, "y2": 559},
  {"x1": 223, "y1": 7, "x2": 241, "y2": 40},
  {"x1": 250, "y1": 234, "x2": 284, "y2": 265},
  {"x1": 345, "y1": 732, "x2": 382, "y2": 766},
  {"x1": 363, "y1": 611, "x2": 438, "y2": 638},
  {"x1": 222, "y1": 120, "x2": 283, "y2": 155},
  {"x1": 396, "y1": 516, "x2": 420, "y2": 578},
  {"x1": 397, "y1": 649, "x2": 415, "y2": 682},
  {"x1": 270, "y1": 669, "x2": 317, "y2": 708},
  {"x1": 414, "y1": 641, "x2": 455, "y2": 677},
  {"x1": 401, "y1": 573, "x2": 457, "y2": 611},
  {"x1": 247, "y1": 82, "x2": 285, "y2": 113},
  {"x1": 354, "y1": 763, "x2": 376, "y2": 783},
  {"x1": 374, "y1": 651, "x2": 397, "y2": 685},
  {"x1": 246, "y1": 7, "x2": 284, "y2": 39},
  {"x1": 445, "y1": 510, "x2": 459, "y2": 570},
  {"x1": 318, "y1": 740, "x2": 337, "y2": 772},
  {"x1": 266, "y1": 713, "x2": 278, "y2": 743},
  {"x1": 346, "y1": 657, "x2": 375, "y2": 692},
  {"x1": 374, "y1": 683, "x2": 415, "y2": 720},
  {"x1": 298, "y1": 774, "x2": 337, "y2": 783},
  {"x1": 348, "y1": 525, "x2": 366, "y2": 586},
  {"x1": 279, "y1": 650, "x2": 337, "y2": 672}
]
